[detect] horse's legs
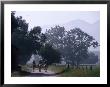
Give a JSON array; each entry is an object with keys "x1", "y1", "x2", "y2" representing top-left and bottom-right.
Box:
[{"x1": 45, "y1": 66, "x2": 47, "y2": 72}]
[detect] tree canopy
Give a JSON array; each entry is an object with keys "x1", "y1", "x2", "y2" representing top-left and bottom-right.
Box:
[
  {"x1": 11, "y1": 12, "x2": 47, "y2": 71},
  {"x1": 45, "y1": 26, "x2": 99, "y2": 66},
  {"x1": 39, "y1": 44, "x2": 61, "y2": 65}
]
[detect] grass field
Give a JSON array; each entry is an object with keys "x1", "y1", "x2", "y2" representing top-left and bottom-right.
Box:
[{"x1": 48, "y1": 65, "x2": 100, "y2": 77}]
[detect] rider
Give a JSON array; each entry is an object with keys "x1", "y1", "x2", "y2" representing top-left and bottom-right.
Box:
[
  {"x1": 38, "y1": 59, "x2": 43, "y2": 72},
  {"x1": 32, "y1": 60, "x2": 36, "y2": 72}
]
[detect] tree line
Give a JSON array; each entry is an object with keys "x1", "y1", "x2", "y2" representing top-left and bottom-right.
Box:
[{"x1": 11, "y1": 12, "x2": 99, "y2": 72}]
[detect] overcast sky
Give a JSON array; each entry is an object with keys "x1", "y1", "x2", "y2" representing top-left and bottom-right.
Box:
[{"x1": 15, "y1": 11, "x2": 100, "y2": 30}]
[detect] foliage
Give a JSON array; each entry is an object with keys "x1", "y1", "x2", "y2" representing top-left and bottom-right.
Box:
[
  {"x1": 80, "y1": 52, "x2": 99, "y2": 64},
  {"x1": 39, "y1": 44, "x2": 61, "y2": 65},
  {"x1": 11, "y1": 12, "x2": 46, "y2": 71},
  {"x1": 45, "y1": 26, "x2": 99, "y2": 66}
]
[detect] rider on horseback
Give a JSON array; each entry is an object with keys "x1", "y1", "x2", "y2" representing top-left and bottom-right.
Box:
[
  {"x1": 43, "y1": 59, "x2": 48, "y2": 72},
  {"x1": 38, "y1": 59, "x2": 48, "y2": 72},
  {"x1": 38, "y1": 59, "x2": 43, "y2": 72},
  {"x1": 32, "y1": 60, "x2": 36, "y2": 72}
]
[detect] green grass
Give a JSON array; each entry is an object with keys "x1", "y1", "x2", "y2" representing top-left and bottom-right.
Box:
[
  {"x1": 48, "y1": 65, "x2": 100, "y2": 77},
  {"x1": 48, "y1": 65, "x2": 66, "y2": 73}
]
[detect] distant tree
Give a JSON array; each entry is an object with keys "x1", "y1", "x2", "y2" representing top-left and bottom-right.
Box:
[
  {"x1": 80, "y1": 52, "x2": 99, "y2": 64},
  {"x1": 62, "y1": 28, "x2": 99, "y2": 67},
  {"x1": 45, "y1": 26, "x2": 99, "y2": 68},
  {"x1": 39, "y1": 44, "x2": 61, "y2": 65}
]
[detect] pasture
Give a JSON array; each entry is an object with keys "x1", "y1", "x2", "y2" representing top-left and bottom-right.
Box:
[{"x1": 48, "y1": 65, "x2": 100, "y2": 77}]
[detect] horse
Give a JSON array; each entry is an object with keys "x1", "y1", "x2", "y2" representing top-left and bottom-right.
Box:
[
  {"x1": 43, "y1": 64, "x2": 48, "y2": 72},
  {"x1": 38, "y1": 59, "x2": 48, "y2": 72}
]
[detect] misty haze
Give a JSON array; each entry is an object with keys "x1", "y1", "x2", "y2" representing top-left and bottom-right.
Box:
[{"x1": 11, "y1": 11, "x2": 100, "y2": 77}]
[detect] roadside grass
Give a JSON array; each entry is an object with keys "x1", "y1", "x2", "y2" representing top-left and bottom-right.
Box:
[
  {"x1": 48, "y1": 65, "x2": 66, "y2": 73},
  {"x1": 48, "y1": 65, "x2": 100, "y2": 77}
]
